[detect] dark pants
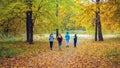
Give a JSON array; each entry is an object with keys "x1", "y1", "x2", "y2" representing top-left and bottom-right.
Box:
[
  {"x1": 58, "y1": 42, "x2": 62, "y2": 49},
  {"x1": 50, "y1": 42, "x2": 53, "y2": 50},
  {"x1": 74, "y1": 41, "x2": 77, "y2": 47}
]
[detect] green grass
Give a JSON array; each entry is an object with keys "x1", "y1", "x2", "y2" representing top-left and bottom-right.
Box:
[
  {"x1": 0, "y1": 35, "x2": 25, "y2": 42},
  {"x1": 0, "y1": 41, "x2": 52, "y2": 58},
  {"x1": 0, "y1": 44, "x2": 23, "y2": 58},
  {"x1": 104, "y1": 38, "x2": 120, "y2": 65}
]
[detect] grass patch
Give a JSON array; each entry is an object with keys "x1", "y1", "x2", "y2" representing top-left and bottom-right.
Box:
[
  {"x1": 0, "y1": 44, "x2": 23, "y2": 58},
  {"x1": 0, "y1": 35, "x2": 25, "y2": 42},
  {"x1": 104, "y1": 48, "x2": 120, "y2": 66},
  {"x1": 105, "y1": 48, "x2": 120, "y2": 57},
  {"x1": 77, "y1": 38, "x2": 120, "y2": 67},
  {"x1": 0, "y1": 41, "x2": 53, "y2": 58}
]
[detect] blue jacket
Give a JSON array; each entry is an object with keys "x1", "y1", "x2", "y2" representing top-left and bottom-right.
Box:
[
  {"x1": 65, "y1": 33, "x2": 70, "y2": 40},
  {"x1": 49, "y1": 35, "x2": 54, "y2": 42}
]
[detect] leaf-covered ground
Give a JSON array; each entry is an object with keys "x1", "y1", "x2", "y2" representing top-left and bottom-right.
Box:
[{"x1": 0, "y1": 38, "x2": 120, "y2": 68}]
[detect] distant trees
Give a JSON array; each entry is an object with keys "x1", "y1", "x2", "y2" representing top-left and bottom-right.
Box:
[{"x1": 0, "y1": 0, "x2": 26, "y2": 38}]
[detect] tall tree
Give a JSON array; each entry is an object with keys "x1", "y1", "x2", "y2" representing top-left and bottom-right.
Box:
[
  {"x1": 56, "y1": 0, "x2": 59, "y2": 37},
  {"x1": 25, "y1": 0, "x2": 33, "y2": 44},
  {"x1": 96, "y1": 0, "x2": 104, "y2": 41}
]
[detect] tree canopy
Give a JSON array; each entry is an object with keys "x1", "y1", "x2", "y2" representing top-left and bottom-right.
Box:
[{"x1": 0, "y1": 0, "x2": 120, "y2": 38}]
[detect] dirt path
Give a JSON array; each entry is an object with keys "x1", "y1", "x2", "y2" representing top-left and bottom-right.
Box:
[{"x1": 0, "y1": 41, "x2": 116, "y2": 68}]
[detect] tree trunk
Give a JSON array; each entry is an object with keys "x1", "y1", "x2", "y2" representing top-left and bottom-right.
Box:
[
  {"x1": 29, "y1": 19, "x2": 33, "y2": 44},
  {"x1": 95, "y1": 12, "x2": 98, "y2": 41},
  {"x1": 98, "y1": 21, "x2": 104, "y2": 41},
  {"x1": 97, "y1": 11, "x2": 103, "y2": 41},
  {"x1": 95, "y1": 0, "x2": 104, "y2": 41},
  {"x1": 26, "y1": 11, "x2": 33, "y2": 44},
  {"x1": 56, "y1": 0, "x2": 59, "y2": 37},
  {"x1": 26, "y1": 11, "x2": 29, "y2": 42},
  {"x1": 56, "y1": 29, "x2": 58, "y2": 37}
]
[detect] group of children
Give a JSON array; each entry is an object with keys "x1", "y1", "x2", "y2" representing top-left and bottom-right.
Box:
[{"x1": 49, "y1": 32, "x2": 77, "y2": 50}]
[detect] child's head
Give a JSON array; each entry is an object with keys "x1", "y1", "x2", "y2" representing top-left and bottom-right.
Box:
[
  {"x1": 50, "y1": 33, "x2": 53, "y2": 36},
  {"x1": 58, "y1": 33, "x2": 61, "y2": 36},
  {"x1": 66, "y1": 32, "x2": 69, "y2": 34}
]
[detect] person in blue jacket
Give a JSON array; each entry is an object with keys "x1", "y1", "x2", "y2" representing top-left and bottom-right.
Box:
[
  {"x1": 49, "y1": 33, "x2": 54, "y2": 50},
  {"x1": 65, "y1": 32, "x2": 70, "y2": 47},
  {"x1": 73, "y1": 34, "x2": 77, "y2": 47}
]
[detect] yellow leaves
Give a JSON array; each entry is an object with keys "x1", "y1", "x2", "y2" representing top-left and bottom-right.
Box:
[
  {"x1": 84, "y1": 4, "x2": 96, "y2": 12},
  {"x1": 101, "y1": 4, "x2": 117, "y2": 18},
  {"x1": 58, "y1": 5, "x2": 66, "y2": 18},
  {"x1": 82, "y1": 1, "x2": 120, "y2": 32},
  {"x1": 74, "y1": 0, "x2": 81, "y2": 4}
]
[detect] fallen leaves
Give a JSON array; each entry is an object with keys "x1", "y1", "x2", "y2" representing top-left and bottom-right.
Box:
[{"x1": 0, "y1": 38, "x2": 120, "y2": 68}]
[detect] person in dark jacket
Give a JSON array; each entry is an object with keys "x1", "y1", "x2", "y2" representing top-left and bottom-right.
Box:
[
  {"x1": 73, "y1": 34, "x2": 77, "y2": 47},
  {"x1": 49, "y1": 33, "x2": 54, "y2": 50},
  {"x1": 57, "y1": 34, "x2": 63, "y2": 50}
]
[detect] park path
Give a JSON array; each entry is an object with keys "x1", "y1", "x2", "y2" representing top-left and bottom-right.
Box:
[{"x1": 0, "y1": 41, "x2": 115, "y2": 68}]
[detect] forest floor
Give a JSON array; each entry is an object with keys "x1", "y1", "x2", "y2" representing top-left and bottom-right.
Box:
[{"x1": 0, "y1": 38, "x2": 120, "y2": 68}]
